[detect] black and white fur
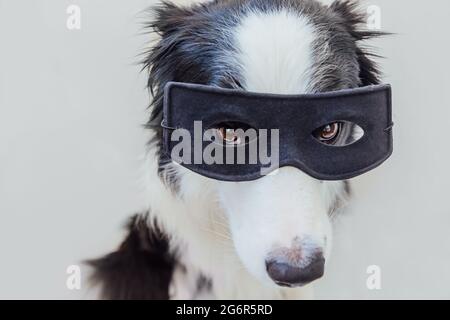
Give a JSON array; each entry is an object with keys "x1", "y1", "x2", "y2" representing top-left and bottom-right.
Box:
[{"x1": 88, "y1": 0, "x2": 383, "y2": 300}]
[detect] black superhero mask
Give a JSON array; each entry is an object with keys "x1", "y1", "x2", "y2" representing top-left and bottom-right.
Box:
[{"x1": 161, "y1": 82, "x2": 393, "y2": 181}]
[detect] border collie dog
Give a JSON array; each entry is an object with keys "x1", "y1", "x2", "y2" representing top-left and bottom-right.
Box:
[{"x1": 89, "y1": 0, "x2": 383, "y2": 300}]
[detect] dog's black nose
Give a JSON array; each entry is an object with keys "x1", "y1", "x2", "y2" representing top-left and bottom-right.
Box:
[{"x1": 265, "y1": 252, "x2": 325, "y2": 287}]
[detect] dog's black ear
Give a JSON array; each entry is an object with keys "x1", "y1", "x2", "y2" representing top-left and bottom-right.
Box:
[
  {"x1": 329, "y1": 1, "x2": 367, "y2": 32},
  {"x1": 144, "y1": 1, "x2": 194, "y2": 93},
  {"x1": 149, "y1": 1, "x2": 193, "y2": 35},
  {"x1": 86, "y1": 214, "x2": 175, "y2": 300},
  {"x1": 329, "y1": 0, "x2": 387, "y2": 86},
  {"x1": 142, "y1": 2, "x2": 202, "y2": 131}
]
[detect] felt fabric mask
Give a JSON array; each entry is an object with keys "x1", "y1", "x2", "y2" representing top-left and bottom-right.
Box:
[{"x1": 161, "y1": 82, "x2": 393, "y2": 181}]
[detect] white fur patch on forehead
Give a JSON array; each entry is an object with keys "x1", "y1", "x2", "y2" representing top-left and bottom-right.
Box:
[{"x1": 234, "y1": 9, "x2": 315, "y2": 94}]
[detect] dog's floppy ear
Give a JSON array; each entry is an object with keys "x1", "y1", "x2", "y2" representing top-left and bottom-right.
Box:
[
  {"x1": 144, "y1": 2, "x2": 194, "y2": 94},
  {"x1": 149, "y1": 1, "x2": 192, "y2": 35},
  {"x1": 329, "y1": 0, "x2": 387, "y2": 86},
  {"x1": 142, "y1": 2, "x2": 203, "y2": 131}
]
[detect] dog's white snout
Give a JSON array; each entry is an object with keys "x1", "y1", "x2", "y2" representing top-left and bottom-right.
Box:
[{"x1": 217, "y1": 167, "x2": 332, "y2": 286}]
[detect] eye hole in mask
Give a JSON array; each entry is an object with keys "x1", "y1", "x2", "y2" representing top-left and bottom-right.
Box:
[
  {"x1": 208, "y1": 121, "x2": 257, "y2": 146},
  {"x1": 312, "y1": 121, "x2": 365, "y2": 146}
]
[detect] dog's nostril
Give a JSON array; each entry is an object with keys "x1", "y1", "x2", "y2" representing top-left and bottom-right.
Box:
[{"x1": 265, "y1": 252, "x2": 325, "y2": 287}]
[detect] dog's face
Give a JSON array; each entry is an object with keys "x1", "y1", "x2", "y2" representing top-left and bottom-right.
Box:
[{"x1": 145, "y1": 0, "x2": 381, "y2": 288}]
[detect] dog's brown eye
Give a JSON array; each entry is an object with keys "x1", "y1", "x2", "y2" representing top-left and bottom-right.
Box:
[
  {"x1": 212, "y1": 121, "x2": 254, "y2": 146},
  {"x1": 314, "y1": 122, "x2": 341, "y2": 143},
  {"x1": 218, "y1": 127, "x2": 241, "y2": 145}
]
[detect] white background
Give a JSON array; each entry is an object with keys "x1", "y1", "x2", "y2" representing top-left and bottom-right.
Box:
[{"x1": 1, "y1": 0, "x2": 449, "y2": 299}]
